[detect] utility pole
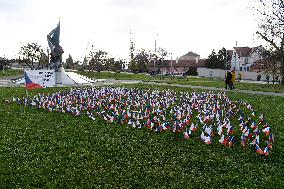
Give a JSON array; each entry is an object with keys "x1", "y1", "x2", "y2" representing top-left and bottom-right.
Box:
[
  {"x1": 155, "y1": 33, "x2": 158, "y2": 54},
  {"x1": 154, "y1": 33, "x2": 158, "y2": 73},
  {"x1": 170, "y1": 52, "x2": 173, "y2": 75}
]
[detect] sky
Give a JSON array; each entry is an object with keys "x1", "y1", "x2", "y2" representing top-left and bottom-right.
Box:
[{"x1": 0, "y1": 0, "x2": 259, "y2": 61}]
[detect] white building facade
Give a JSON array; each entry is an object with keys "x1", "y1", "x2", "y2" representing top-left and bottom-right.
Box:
[{"x1": 230, "y1": 46, "x2": 263, "y2": 71}]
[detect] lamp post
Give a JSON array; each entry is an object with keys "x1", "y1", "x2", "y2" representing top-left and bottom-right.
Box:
[{"x1": 154, "y1": 33, "x2": 158, "y2": 74}]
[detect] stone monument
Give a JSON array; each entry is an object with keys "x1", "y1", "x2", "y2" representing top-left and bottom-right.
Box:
[
  {"x1": 47, "y1": 22, "x2": 64, "y2": 84},
  {"x1": 13, "y1": 21, "x2": 97, "y2": 85}
]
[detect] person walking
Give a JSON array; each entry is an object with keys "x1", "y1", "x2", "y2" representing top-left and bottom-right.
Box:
[
  {"x1": 225, "y1": 71, "x2": 233, "y2": 90},
  {"x1": 266, "y1": 74, "x2": 270, "y2": 83},
  {"x1": 276, "y1": 75, "x2": 280, "y2": 84}
]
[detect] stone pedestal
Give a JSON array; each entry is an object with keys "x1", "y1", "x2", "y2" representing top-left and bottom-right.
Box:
[{"x1": 55, "y1": 68, "x2": 63, "y2": 84}]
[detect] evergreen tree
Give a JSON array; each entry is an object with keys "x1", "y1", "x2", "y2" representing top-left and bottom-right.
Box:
[
  {"x1": 205, "y1": 48, "x2": 226, "y2": 69},
  {"x1": 65, "y1": 54, "x2": 74, "y2": 69}
]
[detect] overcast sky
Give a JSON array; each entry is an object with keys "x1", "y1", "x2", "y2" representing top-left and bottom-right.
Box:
[{"x1": 0, "y1": 0, "x2": 259, "y2": 61}]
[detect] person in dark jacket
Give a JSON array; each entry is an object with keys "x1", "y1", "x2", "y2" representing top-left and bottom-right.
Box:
[{"x1": 225, "y1": 71, "x2": 233, "y2": 90}]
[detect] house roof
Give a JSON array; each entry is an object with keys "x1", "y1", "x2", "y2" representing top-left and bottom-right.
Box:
[
  {"x1": 226, "y1": 50, "x2": 234, "y2": 61},
  {"x1": 233, "y1": 47, "x2": 252, "y2": 57},
  {"x1": 227, "y1": 50, "x2": 233, "y2": 56},
  {"x1": 179, "y1": 51, "x2": 200, "y2": 60}
]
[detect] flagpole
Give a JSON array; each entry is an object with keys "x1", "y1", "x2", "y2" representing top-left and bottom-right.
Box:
[
  {"x1": 25, "y1": 87, "x2": 29, "y2": 97},
  {"x1": 24, "y1": 70, "x2": 29, "y2": 97}
]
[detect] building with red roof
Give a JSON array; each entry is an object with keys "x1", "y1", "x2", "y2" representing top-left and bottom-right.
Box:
[
  {"x1": 148, "y1": 51, "x2": 206, "y2": 75},
  {"x1": 229, "y1": 46, "x2": 264, "y2": 71}
]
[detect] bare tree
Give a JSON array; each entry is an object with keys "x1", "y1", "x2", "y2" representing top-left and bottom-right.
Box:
[
  {"x1": 89, "y1": 49, "x2": 107, "y2": 72},
  {"x1": 252, "y1": 0, "x2": 284, "y2": 83},
  {"x1": 19, "y1": 43, "x2": 48, "y2": 70},
  {"x1": 134, "y1": 49, "x2": 150, "y2": 73}
]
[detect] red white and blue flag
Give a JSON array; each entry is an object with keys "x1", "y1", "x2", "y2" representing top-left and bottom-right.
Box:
[{"x1": 25, "y1": 70, "x2": 55, "y2": 90}]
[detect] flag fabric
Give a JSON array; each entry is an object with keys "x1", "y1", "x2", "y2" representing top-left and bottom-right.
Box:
[
  {"x1": 25, "y1": 71, "x2": 43, "y2": 90},
  {"x1": 24, "y1": 70, "x2": 55, "y2": 90},
  {"x1": 264, "y1": 146, "x2": 269, "y2": 156},
  {"x1": 255, "y1": 145, "x2": 263, "y2": 155},
  {"x1": 262, "y1": 126, "x2": 270, "y2": 136},
  {"x1": 219, "y1": 134, "x2": 224, "y2": 144},
  {"x1": 184, "y1": 130, "x2": 189, "y2": 140},
  {"x1": 48, "y1": 22, "x2": 60, "y2": 46},
  {"x1": 241, "y1": 134, "x2": 246, "y2": 147}
]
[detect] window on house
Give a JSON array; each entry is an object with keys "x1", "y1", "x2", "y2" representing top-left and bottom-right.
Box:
[{"x1": 240, "y1": 67, "x2": 242, "y2": 71}]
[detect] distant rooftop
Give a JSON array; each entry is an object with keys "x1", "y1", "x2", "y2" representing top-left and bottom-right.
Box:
[{"x1": 179, "y1": 51, "x2": 200, "y2": 60}]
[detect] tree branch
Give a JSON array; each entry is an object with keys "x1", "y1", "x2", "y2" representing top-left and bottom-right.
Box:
[
  {"x1": 256, "y1": 31, "x2": 280, "y2": 50},
  {"x1": 24, "y1": 58, "x2": 33, "y2": 69}
]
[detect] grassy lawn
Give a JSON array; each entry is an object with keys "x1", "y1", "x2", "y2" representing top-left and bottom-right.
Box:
[
  {"x1": 0, "y1": 85, "x2": 283, "y2": 188},
  {"x1": 0, "y1": 69, "x2": 24, "y2": 78},
  {"x1": 77, "y1": 71, "x2": 151, "y2": 81}
]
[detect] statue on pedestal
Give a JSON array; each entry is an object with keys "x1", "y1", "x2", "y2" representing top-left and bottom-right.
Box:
[{"x1": 47, "y1": 22, "x2": 64, "y2": 72}]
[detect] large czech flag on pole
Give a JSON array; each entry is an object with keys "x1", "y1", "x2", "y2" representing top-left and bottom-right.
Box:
[{"x1": 25, "y1": 70, "x2": 55, "y2": 90}]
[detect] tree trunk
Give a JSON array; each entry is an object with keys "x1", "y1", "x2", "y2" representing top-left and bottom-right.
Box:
[
  {"x1": 281, "y1": 33, "x2": 284, "y2": 85},
  {"x1": 281, "y1": 57, "x2": 284, "y2": 84},
  {"x1": 31, "y1": 58, "x2": 34, "y2": 70}
]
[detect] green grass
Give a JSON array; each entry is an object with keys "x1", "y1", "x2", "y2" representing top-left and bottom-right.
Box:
[
  {"x1": 0, "y1": 85, "x2": 283, "y2": 188},
  {"x1": 77, "y1": 71, "x2": 151, "y2": 81},
  {"x1": 0, "y1": 69, "x2": 23, "y2": 78}
]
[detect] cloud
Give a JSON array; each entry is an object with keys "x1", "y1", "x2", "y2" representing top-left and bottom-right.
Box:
[
  {"x1": 0, "y1": 0, "x2": 258, "y2": 60},
  {"x1": 108, "y1": 0, "x2": 157, "y2": 9},
  {"x1": 0, "y1": 0, "x2": 28, "y2": 12}
]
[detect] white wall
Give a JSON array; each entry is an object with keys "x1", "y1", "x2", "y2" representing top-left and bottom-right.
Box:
[
  {"x1": 197, "y1": 67, "x2": 273, "y2": 81},
  {"x1": 230, "y1": 50, "x2": 241, "y2": 71},
  {"x1": 197, "y1": 68, "x2": 226, "y2": 79}
]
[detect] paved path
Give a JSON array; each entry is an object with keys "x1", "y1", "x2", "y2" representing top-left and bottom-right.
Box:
[
  {"x1": 143, "y1": 81, "x2": 284, "y2": 97},
  {"x1": 1, "y1": 78, "x2": 283, "y2": 98}
]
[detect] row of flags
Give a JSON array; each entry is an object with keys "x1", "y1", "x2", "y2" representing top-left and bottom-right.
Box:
[{"x1": 9, "y1": 87, "x2": 274, "y2": 157}]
